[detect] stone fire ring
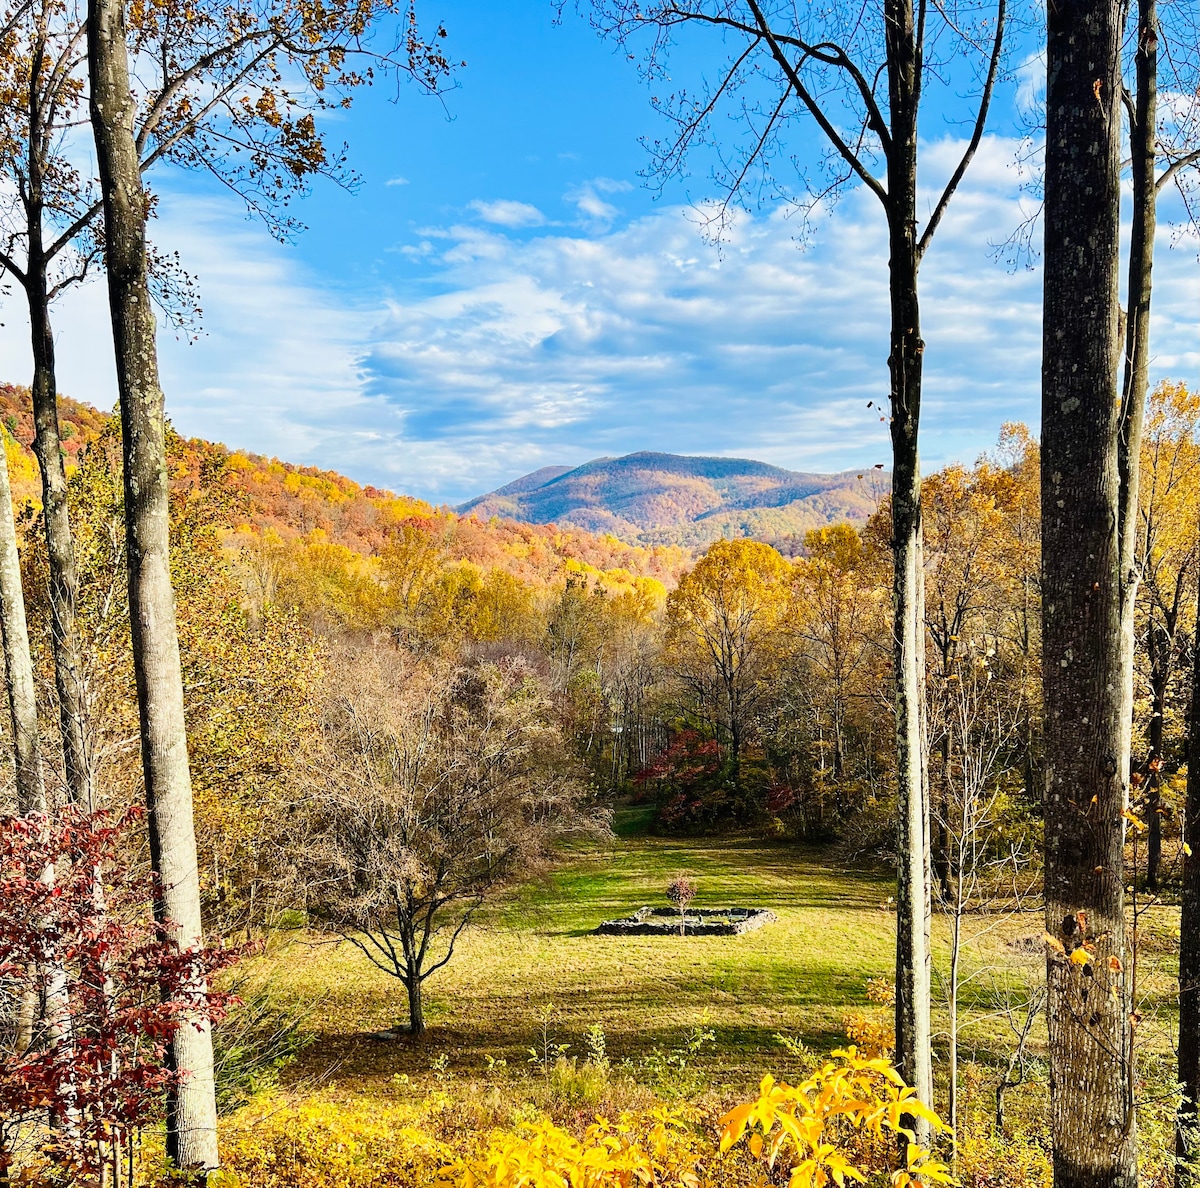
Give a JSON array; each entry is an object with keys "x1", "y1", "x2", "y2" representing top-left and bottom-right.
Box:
[{"x1": 594, "y1": 906, "x2": 777, "y2": 937}]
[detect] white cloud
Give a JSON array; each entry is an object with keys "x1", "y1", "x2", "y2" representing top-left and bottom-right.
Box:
[
  {"x1": 565, "y1": 179, "x2": 630, "y2": 228},
  {"x1": 359, "y1": 138, "x2": 1198, "y2": 498},
  {"x1": 1015, "y1": 50, "x2": 1045, "y2": 117},
  {"x1": 468, "y1": 199, "x2": 547, "y2": 228},
  {"x1": 6, "y1": 137, "x2": 1197, "y2": 508},
  {"x1": 385, "y1": 176, "x2": 410, "y2": 187},
  {"x1": 0, "y1": 196, "x2": 378, "y2": 471}
]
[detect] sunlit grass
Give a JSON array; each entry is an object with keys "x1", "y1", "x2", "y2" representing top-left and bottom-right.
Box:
[
  {"x1": 261, "y1": 834, "x2": 972, "y2": 1093},
  {"x1": 253, "y1": 826, "x2": 1179, "y2": 1106}
]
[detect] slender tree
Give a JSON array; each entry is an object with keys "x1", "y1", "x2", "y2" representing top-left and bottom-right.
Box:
[
  {"x1": 588, "y1": 0, "x2": 1007, "y2": 1112},
  {"x1": 0, "y1": 431, "x2": 45, "y2": 817},
  {"x1": 88, "y1": 0, "x2": 219, "y2": 1164},
  {"x1": 0, "y1": 0, "x2": 97, "y2": 807},
  {"x1": 1181, "y1": 522, "x2": 1200, "y2": 1181},
  {"x1": 0, "y1": 428, "x2": 47, "y2": 1064},
  {"x1": 1040, "y1": 0, "x2": 1137, "y2": 1182},
  {"x1": 1115, "y1": 0, "x2": 1158, "y2": 806}
]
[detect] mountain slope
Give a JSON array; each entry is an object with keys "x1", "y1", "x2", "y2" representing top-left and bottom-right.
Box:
[
  {"x1": 0, "y1": 384, "x2": 687, "y2": 588},
  {"x1": 458, "y1": 451, "x2": 886, "y2": 547}
]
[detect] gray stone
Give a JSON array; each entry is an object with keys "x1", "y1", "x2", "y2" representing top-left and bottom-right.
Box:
[{"x1": 594, "y1": 906, "x2": 776, "y2": 937}]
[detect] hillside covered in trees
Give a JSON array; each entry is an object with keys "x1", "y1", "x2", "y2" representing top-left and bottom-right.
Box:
[
  {"x1": 5, "y1": 372, "x2": 1198, "y2": 1186},
  {"x1": 0, "y1": 384, "x2": 687, "y2": 596},
  {"x1": 457, "y1": 451, "x2": 885, "y2": 548}
]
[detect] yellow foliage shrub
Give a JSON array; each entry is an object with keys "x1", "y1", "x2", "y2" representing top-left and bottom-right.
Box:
[
  {"x1": 437, "y1": 1108, "x2": 705, "y2": 1188},
  {"x1": 843, "y1": 978, "x2": 896, "y2": 1060},
  {"x1": 719, "y1": 1047, "x2": 954, "y2": 1188},
  {"x1": 214, "y1": 1097, "x2": 450, "y2": 1188},
  {"x1": 211, "y1": 1047, "x2": 956, "y2": 1188}
]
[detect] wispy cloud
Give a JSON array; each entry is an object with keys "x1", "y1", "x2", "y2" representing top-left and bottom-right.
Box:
[
  {"x1": 565, "y1": 177, "x2": 632, "y2": 229},
  {"x1": 469, "y1": 199, "x2": 547, "y2": 228},
  {"x1": 10, "y1": 138, "x2": 1198, "y2": 508},
  {"x1": 385, "y1": 176, "x2": 411, "y2": 187}
]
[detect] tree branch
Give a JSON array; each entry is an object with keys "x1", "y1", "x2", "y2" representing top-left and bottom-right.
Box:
[
  {"x1": 743, "y1": 0, "x2": 888, "y2": 206},
  {"x1": 916, "y1": 0, "x2": 1006, "y2": 261}
]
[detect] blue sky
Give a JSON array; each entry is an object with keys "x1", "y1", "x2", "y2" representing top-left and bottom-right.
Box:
[{"x1": 2, "y1": 0, "x2": 1198, "y2": 504}]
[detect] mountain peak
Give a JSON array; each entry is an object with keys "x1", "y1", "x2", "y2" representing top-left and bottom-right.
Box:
[{"x1": 457, "y1": 451, "x2": 885, "y2": 548}]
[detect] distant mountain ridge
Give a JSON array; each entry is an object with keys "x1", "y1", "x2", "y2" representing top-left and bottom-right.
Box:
[{"x1": 457, "y1": 451, "x2": 886, "y2": 547}]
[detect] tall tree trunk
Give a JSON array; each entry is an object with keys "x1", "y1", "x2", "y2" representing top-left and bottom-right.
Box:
[
  {"x1": 1116, "y1": 0, "x2": 1158, "y2": 795},
  {"x1": 87, "y1": 0, "x2": 218, "y2": 1170},
  {"x1": 25, "y1": 248, "x2": 94, "y2": 809},
  {"x1": 1041, "y1": 0, "x2": 1137, "y2": 1182},
  {"x1": 885, "y1": 0, "x2": 932, "y2": 1123},
  {"x1": 1179, "y1": 559, "x2": 1200, "y2": 1182},
  {"x1": 24, "y1": 37, "x2": 94, "y2": 809},
  {"x1": 0, "y1": 429, "x2": 45, "y2": 818},
  {"x1": 26, "y1": 261, "x2": 94, "y2": 816},
  {"x1": 0, "y1": 426, "x2": 46, "y2": 1060}
]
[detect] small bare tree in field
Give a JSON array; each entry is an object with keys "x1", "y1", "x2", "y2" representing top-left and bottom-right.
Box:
[
  {"x1": 928, "y1": 639, "x2": 1030, "y2": 1139},
  {"x1": 665, "y1": 874, "x2": 696, "y2": 936},
  {"x1": 291, "y1": 644, "x2": 605, "y2": 1037}
]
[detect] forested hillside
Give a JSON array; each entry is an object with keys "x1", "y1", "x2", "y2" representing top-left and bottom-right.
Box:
[
  {"x1": 3, "y1": 374, "x2": 1198, "y2": 1187},
  {"x1": 0, "y1": 384, "x2": 687, "y2": 596},
  {"x1": 458, "y1": 450, "x2": 885, "y2": 548}
]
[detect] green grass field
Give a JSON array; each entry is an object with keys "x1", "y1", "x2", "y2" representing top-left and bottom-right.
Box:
[{"x1": 258, "y1": 821, "x2": 1179, "y2": 1104}]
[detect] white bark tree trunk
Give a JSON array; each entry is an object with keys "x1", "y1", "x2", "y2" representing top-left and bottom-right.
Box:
[{"x1": 87, "y1": 0, "x2": 218, "y2": 1168}]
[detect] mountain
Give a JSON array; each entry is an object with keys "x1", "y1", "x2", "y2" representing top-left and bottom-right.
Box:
[
  {"x1": 0, "y1": 384, "x2": 687, "y2": 588},
  {"x1": 457, "y1": 451, "x2": 887, "y2": 548}
]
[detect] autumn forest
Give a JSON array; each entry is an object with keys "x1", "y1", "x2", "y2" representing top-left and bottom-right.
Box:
[{"x1": 0, "y1": 0, "x2": 1197, "y2": 1187}]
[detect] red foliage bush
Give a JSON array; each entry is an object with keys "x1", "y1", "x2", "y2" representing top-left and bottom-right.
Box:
[{"x1": 0, "y1": 807, "x2": 236, "y2": 1182}]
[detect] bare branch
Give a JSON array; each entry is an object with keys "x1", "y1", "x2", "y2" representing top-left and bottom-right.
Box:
[{"x1": 917, "y1": 0, "x2": 1006, "y2": 260}]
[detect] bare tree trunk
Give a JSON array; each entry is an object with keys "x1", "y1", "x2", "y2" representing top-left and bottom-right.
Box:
[
  {"x1": 27, "y1": 251, "x2": 94, "y2": 809},
  {"x1": 948, "y1": 862, "x2": 963, "y2": 1141},
  {"x1": 406, "y1": 970, "x2": 426, "y2": 1037},
  {"x1": 1041, "y1": 0, "x2": 1137, "y2": 1182},
  {"x1": 1116, "y1": 0, "x2": 1158, "y2": 797},
  {"x1": 886, "y1": 0, "x2": 932, "y2": 1125},
  {"x1": 87, "y1": 0, "x2": 218, "y2": 1170},
  {"x1": 1146, "y1": 636, "x2": 1168, "y2": 889},
  {"x1": 0, "y1": 430, "x2": 45, "y2": 819},
  {"x1": 1179, "y1": 560, "x2": 1200, "y2": 1182}
]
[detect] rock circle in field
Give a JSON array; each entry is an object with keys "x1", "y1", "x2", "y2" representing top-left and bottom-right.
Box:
[{"x1": 594, "y1": 906, "x2": 776, "y2": 937}]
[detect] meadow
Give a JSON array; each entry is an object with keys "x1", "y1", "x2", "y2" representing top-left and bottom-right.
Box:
[{"x1": 258, "y1": 814, "x2": 1146, "y2": 1103}]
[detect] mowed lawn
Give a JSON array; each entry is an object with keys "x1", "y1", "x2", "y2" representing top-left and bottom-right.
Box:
[{"x1": 260, "y1": 822, "x2": 1178, "y2": 1097}]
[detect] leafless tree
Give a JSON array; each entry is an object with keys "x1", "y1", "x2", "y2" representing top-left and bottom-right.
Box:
[
  {"x1": 928, "y1": 640, "x2": 1027, "y2": 1138},
  {"x1": 291, "y1": 644, "x2": 605, "y2": 1037}
]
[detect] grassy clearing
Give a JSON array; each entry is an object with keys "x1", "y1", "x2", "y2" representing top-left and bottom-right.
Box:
[
  {"x1": 258, "y1": 825, "x2": 1142, "y2": 1103},
  {"x1": 225, "y1": 828, "x2": 1187, "y2": 1185}
]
